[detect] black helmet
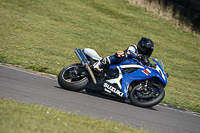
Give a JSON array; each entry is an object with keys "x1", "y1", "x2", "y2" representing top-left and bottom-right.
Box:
[{"x1": 137, "y1": 37, "x2": 154, "y2": 57}]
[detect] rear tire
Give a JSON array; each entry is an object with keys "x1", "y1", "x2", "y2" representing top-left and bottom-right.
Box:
[
  {"x1": 58, "y1": 64, "x2": 88, "y2": 91},
  {"x1": 129, "y1": 83, "x2": 165, "y2": 108}
]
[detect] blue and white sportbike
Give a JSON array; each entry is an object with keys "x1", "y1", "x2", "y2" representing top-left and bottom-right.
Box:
[{"x1": 58, "y1": 48, "x2": 169, "y2": 107}]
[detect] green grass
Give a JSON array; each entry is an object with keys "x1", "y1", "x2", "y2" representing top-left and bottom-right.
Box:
[
  {"x1": 0, "y1": 98, "x2": 149, "y2": 133},
  {"x1": 0, "y1": 0, "x2": 199, "y2": 114}
]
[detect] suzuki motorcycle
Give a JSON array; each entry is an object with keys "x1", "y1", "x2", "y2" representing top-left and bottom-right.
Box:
[{"x1": 58, "y1": 48, "x2": 169, "y2": 107}]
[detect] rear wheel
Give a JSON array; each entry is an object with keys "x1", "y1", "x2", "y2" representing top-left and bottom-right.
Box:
[
  {"x1": 58, "y1": 64, "x2": 88, "y2": 91},
  {"x1": 129, "y1": 83, "x2": 165, "y2": 108}
]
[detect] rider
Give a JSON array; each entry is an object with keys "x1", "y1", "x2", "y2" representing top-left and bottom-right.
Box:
[{"x1": 93, "y1": 37, "x2": 156, "y2": 71}]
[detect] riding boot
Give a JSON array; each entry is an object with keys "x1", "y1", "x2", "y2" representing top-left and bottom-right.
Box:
[{"x1": 92, "y1": 57, "x2": 110, "y2": 72}]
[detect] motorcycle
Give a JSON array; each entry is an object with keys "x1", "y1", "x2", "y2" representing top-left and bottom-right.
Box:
[{"x1": 58, "y1": 48, "x2": 169, "y2": 107}]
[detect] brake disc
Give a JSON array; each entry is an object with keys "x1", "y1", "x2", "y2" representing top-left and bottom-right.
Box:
[{"x1": 136, "y1": 86, "x2": 157, "y2": 99}]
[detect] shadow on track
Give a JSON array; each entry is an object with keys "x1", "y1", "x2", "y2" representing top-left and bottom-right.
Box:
[{"x1": 54, "y1": 86, "x2": 158, "y2": 111}]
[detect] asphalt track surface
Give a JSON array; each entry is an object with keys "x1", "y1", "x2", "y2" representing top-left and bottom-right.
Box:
[{"x1": 0, "y1": 64, "x2": 200, "y2": 133}]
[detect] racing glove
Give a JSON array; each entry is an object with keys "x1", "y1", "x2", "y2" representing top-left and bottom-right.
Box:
[{"x1": 137, "y1": 55, "x2": 156, "y2": 68}]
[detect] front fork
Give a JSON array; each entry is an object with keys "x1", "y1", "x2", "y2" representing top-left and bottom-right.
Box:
[{"x1": 136, "y1": 79, "x2": 153, "y2": 91}]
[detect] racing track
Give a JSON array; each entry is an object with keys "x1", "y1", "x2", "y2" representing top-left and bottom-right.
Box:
[{"x1": 0, "y1": 64, "x2": 199, "y2": 133}]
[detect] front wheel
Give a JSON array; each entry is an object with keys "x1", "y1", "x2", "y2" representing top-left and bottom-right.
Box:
[
  {"x1": 58, "y1": 64, "x2": 88, "y2": 91},
  {"x1": 129, "y1": 83, "x2": 165, "y2": 108}
]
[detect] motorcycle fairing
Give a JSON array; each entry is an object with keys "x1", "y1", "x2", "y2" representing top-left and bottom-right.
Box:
[
  {"x1": 152, "y1": 58, "x2": 167, "y2": 83},
  {"x1": 85, "y1": 81, "x2": 126, "y2": 99},
  {"x1": 119, "y1": 65, "x2": 153, "y2": 99},
  {"x1": 108, "y1": 59, "x2": 168, "y2": 99}
]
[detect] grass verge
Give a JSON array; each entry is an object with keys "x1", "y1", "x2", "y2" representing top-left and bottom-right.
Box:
[
  {"x1": 0, "y1": 98, "x2": 149, "y2": 133},
  {"x1": 0, "y1": 0, "x2": 199, "y2": 113}
]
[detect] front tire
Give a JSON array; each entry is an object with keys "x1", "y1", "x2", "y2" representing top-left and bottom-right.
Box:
[
  {"x1": 129, "y1": 83, "x2": 165, "y2": 108},
  {"x1": 58, "y1": 64, "x2": 88, "y2": 91}
]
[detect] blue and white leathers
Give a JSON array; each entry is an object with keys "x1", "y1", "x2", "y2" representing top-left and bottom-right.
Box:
[{"x1": 107, "y1": 45, "x2": 138, "y2": 65}]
